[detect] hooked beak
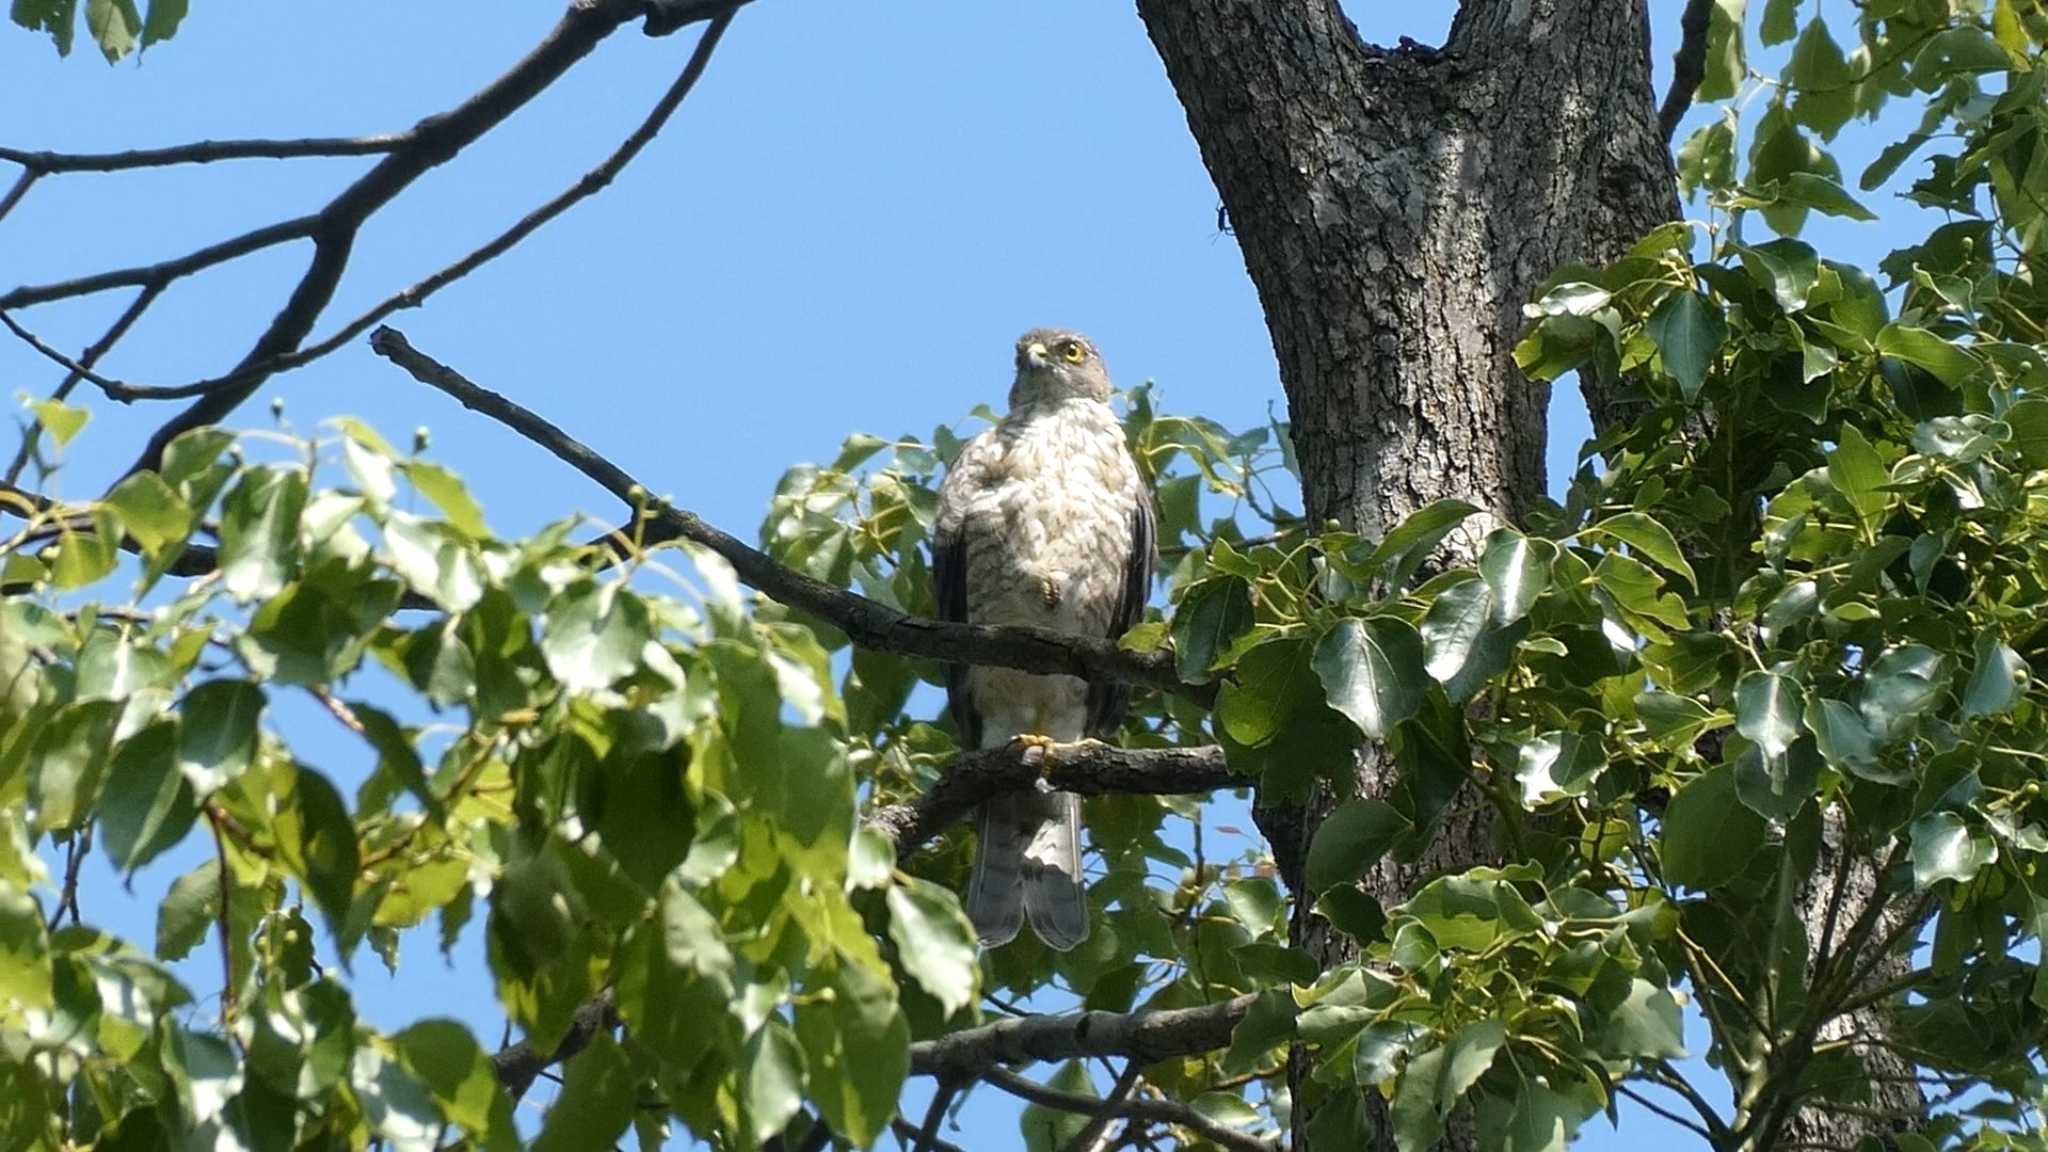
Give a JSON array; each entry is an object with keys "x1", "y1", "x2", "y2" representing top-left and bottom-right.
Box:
[{"x1": 1016, "y1": 341, "x2": 1049, "y2": 370}]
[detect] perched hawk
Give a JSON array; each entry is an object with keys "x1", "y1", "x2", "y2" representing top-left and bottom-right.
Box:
[{"x1": 933, "y1": 328, "x2": 1156, "y2": 950}]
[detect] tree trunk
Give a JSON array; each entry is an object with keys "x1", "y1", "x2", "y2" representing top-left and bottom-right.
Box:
[{"x1": 1129, "y1": 1, "x2": 1932, "y2": 1147}]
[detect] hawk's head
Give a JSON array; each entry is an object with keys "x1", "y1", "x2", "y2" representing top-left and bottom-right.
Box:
[{"x1": 1008, "y1": 327, "x2": 1112, "y2": 408}]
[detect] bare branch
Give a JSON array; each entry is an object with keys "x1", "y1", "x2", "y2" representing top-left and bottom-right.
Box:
[
  {"x1": 59, "y1": 10, "x2": 738, "y2": 406},
  {"x1": 5, "y1": 284, "x2": 162, "y2": 485},
  {"x1": 909, "y1": 995, "x2": 1255, "y2": 1080},
  {"x1": 910, "y1": 1077, "x2": 964, "y2": 1152},
  {"x1": 0, "y1": 215, "x2": 319, "y2": 311},
  {"x1": 490, "y1": 989, "x2": 619, "y2": 1101},
  {"x1": 1059, "y1": 1062, "x2": 1143, "y2": 1152},
  {"x1": 118, "y1": 0, "x2": 737, "y2": 478},
  {"x1": 983, "y1": 1066, "x2": 1278, "y2": 1152},
  {"x1": 870, "y1": 742, "x2": 1246, "y2": 853},
  {"x1": 1658, "y1": 0, "x2": 1715, "y2": 142},
  {"x1": 369, "y1": 326, "x2": 1201, "y2": 702},
  {"x1": 0, "y1": 170, "x2": 36, "y2": 226},
  {"x1": 889, "y1": 1117, "x2": 969, "y2": 1152},
  {"x1": 0, "y1": 310, "x2": 137, "y2": 400},
  {"x1": 0, "y1": 136, "x2": 406, "y2": 175}
]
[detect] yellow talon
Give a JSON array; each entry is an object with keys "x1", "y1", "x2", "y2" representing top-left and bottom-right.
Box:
[{"x1": 1009, "y1": 733, "x2": 1058, "y2": 774}]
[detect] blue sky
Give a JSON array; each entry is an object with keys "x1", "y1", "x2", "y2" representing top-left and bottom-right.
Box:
[{"x1": 0, "y1": 1, "x2": 1947, "y2": 1147}]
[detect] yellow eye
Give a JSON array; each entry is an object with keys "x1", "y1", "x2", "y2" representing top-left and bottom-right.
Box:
[{"x1": 1059, "y1": 342, "x2": 1086, "y2": 364}]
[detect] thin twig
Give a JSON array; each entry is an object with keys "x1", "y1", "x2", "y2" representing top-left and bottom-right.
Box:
[
  {"x1": 983, "y1": 1066, "x2": 1278, "y2": 1152},
  {"x1": 889, "y1": 1117, "x2": 969, "y2": 1152},
  {"x1": 0, "y1": 135, "x2": 406, "y2": 174},
  {"x1": 4, "y1": 284, "x2": 162, "y2": 485},
  {"x1": 0, "y1": 170, "x2": 36, "y2": 226},
  {"x1": 1658, "y1": 0, "x2": 1715, "y2": 142},
  {"x1": 0, "y1": 214, "x2": 319, "y2": 311},
  {"x1": 46, "y1": 826, "x2": 89, "y2": 931},
  {"x1": 0, "y1": 310, "x2": 137, "y2": 400},
  {"x1": 910, "y1": 1077, "x2": 963, "y2": 1152},
  {"x1": 1617, "y1": 1083, "x2": 1713, "y2": 1140},
  {"x1": 1059, "y1": 1062, "x2": 1144, "y2": 1152}
]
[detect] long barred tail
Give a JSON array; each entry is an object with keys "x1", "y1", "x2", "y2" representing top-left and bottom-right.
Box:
[{"x1": 965, "y1": 789, "x2": 1088, "y2": 951}]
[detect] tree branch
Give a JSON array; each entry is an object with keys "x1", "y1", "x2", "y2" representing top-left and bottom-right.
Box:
[
  {"x1": 908, "y1": 995, "x2": 1255, "y2": 1080},
  {"x1": 490, "y1": 989, "x2": 619, "y2": 1101},
  {"x1": 4, "y1": 284, "x2": 161, "y2": 485},
  {"x1": 870, "y1": 742, "x2": 1246, "y2": 853},
  {"x1": 59, "y1": 8, "x2": 737, "y2": 407},
  {"x1": 1059, "y1": 1061, "x2": 1143, "y2": 1152},
  {"x1": 0, "y1": 214, "x2": 320, "y2": 311},
  {"x1": 983, "y1": 1065, "x2": 1278, "y2": 1152},
  {"x1": 0, "y1": 170, "x2": 36, "y2": 226},
  {"x1": 0, "y1": 136, "x2": 407, "y2": 176},
  {"x1": 1658, "y1": 0, "x2": 1715, "y2": 142},
  {"x1": 369, "y1": 326, "x2": 1203, "y2": 702}
]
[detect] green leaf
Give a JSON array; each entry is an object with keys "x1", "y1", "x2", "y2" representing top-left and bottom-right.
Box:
[
  {"x1": 175, "y1": 680, "x2": 264, "y2": 794},
  {"x1": 1659, "y1": 764, "x2": 1767, "y2": 890},
  {"x1": 1514, "y1": 731, "x2": 1606, "y2": 805},
  {"x1": 105, "y1": 471, "x2": 195, "y2": 559},
  {"x1": 2006, "y1": 398, "x2": 2048, "y2": 468},
  {"x1": 1421, "y1": 576, "x2": 1493, "y2": 683},
  {"x1": 218, "y1": 466, "x2": 308, "y2": 604},
  {"x1": 274, "y1": 765, "x2": 359, "y2": 943},
  {"x1": 1696, "y1": 0, "x2": 1747, "y2": 102},
  {"x1": 84, "y1": 0, "x2": 140, "y2": 62},
  {"x1": 1221, "y1": 989, "x2": 1296, "y2": 1075},
  {"x1": 1788, "y1": 20, "x2": 1857, "y2": 138},
  {"x1": 1738, "y1": 239, "x2": 1821, "y2": 312},
  {"x1": 1877, "y1": 325, "x2": 1978, "y2": 387},
  {"x1": 541, "y1": 581, "x2": 654, "y2": 695},
  {"x1": 1313, "y1": 618, "x2": 1427, "y2": 740},
  {"x1": 156, "y1": 859, "x2": 219, "y2": 962},
  {"x1": 742, "y1": 1019, "x2": 807, "y2": 1145},
  {"x1": 403, "y1": 461, "x2": 488, "y2": 537},
  {"x1": 29, "y1": 699, "x2": 118, "y2": 832},
  {"x1": 1391, "y1": 1019, "x2": 1507, "y2": 1152},
  {"x1": 793, "y1": 961, "x2": 908, "y2": 1147},
  {"x1": 1171, "y1": 576, "x2": 1255, "y2": 683},
  {"x1": 533, "y1": 1032, "x2": 634, "y2": 1152},
  {"x1": 1635, "y1": 691, "x2": 1728, "y2": 751},
  {"x1": 1646, "y1": 290, "x2": 1725, "y2": 400},
  {"x1": 394, "y1": 1020, "x2": 515, "y2": 1152},
  {"x1": 1370, "y1": 499, "x2": 1482, "y2": 589},
  {"x1": 886, "y1": 876, "x2": 977, "y2": 1015},
  {"x1": 1910, "y1": 812, "x2": 1996, "y2": 888},
  {"x1": 1804, "y1": 697, "x2": 1895, "y2": 782},
  {"x1": 0, "y1": 887, "x2": 52, "y2": 1012},
  {"x1": 98, "y1": 721, "x2": 197, "y2": 872},
  {"x1": 30, "y1": 397, "x2": 88, "y2": 446},
  {"x1": 1735, "y1": 671, "x2": 1805, "y2": 759},
  {"x1": 140, "y1": 0, "x2": 183, "y2": 47},
  {"x1": 1776, "y1": 168, "x2": 1876, "y2": 219},
  {"x1": 13, "y1": 0, "x2": 78, "y2": 55},
  {"x1": 1304, "y1": 800, "x2": 1406, "y2": 894},
  {"x1": 1826, "y1": 424, "x2": 1889, "y2": 532},
  {"x1": 1759, "y1": 0, "x2": 1797, "y2": 45},
  {"x1": 1963, "y1": 632, "x2": 2029, "y2": 720},
  {"x1": 1585, "y1": 511, "x2": 1697, "y2": 589},
  {"x1": 1480, "y1": 531, "x2": 1553, "y2": 625},
  {"x1": 1020, "y1": 1061, "x2": 1096, "y2": 1152},
  {"x1": 1600, "y1": 979, "x2": 1688, "y2": 1059}
]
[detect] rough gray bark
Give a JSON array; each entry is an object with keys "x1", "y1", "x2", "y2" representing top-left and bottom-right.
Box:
[{"x1": 1135, "y1": 1, "x2": 1922, "y2": 1147}]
